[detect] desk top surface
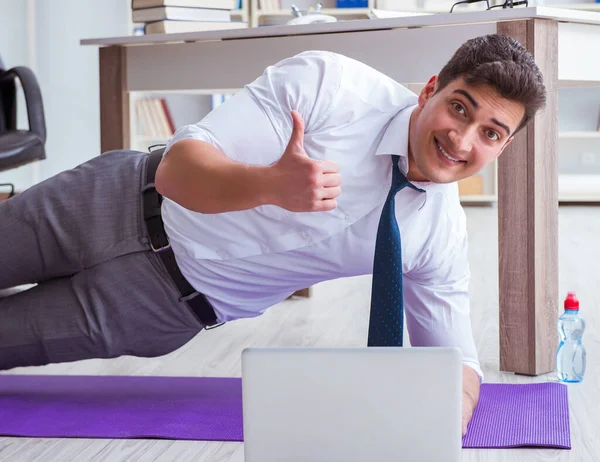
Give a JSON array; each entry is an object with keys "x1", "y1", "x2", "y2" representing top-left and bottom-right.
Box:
[{"x1": 81, "y1": 6, "x2": 600, "y2": 47}]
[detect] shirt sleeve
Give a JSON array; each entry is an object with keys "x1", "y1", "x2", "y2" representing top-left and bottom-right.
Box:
[
  {"x1": 402, "y1": 204, "x2": 484, "y2": 382},
  {"x1": 163, "y1": 50, "x2": 343, "y2": 167}
]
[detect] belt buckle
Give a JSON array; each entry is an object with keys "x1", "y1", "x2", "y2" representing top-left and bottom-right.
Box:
[{"x1": 151, "y1": 235, "x2": 171, "y2": 253}]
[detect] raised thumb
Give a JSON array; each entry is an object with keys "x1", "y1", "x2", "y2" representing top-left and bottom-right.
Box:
[{"x1": 289, "y1": 110, "x2": 305, "y2": 149}]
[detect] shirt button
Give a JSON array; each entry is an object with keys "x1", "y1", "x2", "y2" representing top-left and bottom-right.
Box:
[
  {"x1": 301, "y1": 231, "x2": 310, "y2": 241},
  {"x1": 216, "y1": 249, "x2": 227, "y2": 258},
  {"x1": 260, "y1": 242, "x2": 268, "y2": 252}
]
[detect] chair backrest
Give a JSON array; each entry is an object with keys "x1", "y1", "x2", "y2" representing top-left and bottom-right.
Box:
[
  {"x1": 0, "y1": 57, "x2": 6, "y2": 133},
  {"x1": 0, "y1": 54, "x2": 47, "y2": 172},
  {"x1": 0, "y1": 62, "x2": 17, "y2": 134}
]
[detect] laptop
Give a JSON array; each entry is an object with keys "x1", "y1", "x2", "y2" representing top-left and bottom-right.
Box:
[{"x1": 241, "y1": 347, "x2": 463, "y2": 462}]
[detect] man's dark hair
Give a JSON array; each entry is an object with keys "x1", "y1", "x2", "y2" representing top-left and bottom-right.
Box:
[{"x1": 436, "y1": 34, "x2": 546, "y2": 134}]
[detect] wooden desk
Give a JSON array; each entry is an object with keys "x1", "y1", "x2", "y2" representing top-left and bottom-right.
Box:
[{"x1": 82, "y1": 7, "x2": 600, "y2": 376}]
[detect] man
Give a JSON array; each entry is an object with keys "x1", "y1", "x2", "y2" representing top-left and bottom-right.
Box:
[{"x1": 0, "y1": 34, "x2": 545, "y2": 435}]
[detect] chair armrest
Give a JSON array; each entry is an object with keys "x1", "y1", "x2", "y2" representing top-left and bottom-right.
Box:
[{"x1": 0, "y1": 66, "x2": 46, "y2": 143}]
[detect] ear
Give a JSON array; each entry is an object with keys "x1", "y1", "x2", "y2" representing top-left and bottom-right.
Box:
[
  {"x1": 495, "y1": 136, "x2": 514, "y2": 158},
  {"x1": 418, "y1": 75, "x2": 438, "y2": 108}
]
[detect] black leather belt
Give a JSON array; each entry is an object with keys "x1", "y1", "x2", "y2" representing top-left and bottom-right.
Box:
[{"x1": 142, "y1": 148, "x2": 218, "y2": 327}]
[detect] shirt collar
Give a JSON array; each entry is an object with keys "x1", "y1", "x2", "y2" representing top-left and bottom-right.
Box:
[{"x1": 375, "y1": 104, "x2": 417, "y2": 176}]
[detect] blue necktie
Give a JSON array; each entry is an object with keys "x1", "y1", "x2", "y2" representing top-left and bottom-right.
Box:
[{"x1": 368, "y1": 155, "x2": 424, "y2": 347}]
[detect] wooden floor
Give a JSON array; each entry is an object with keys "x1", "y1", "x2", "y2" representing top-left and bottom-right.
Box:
[{"x1": 1, "y1": 205, "x2": 599, "y2": 461}]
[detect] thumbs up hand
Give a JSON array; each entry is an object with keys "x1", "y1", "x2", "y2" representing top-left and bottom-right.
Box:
[{"x1": 268, "y1": 110, "x2": 341, "y2": 213}]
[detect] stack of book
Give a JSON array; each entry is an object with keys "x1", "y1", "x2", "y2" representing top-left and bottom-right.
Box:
[
  {"x1": 257, "y1": 0, "x2": 281, "y2": 10},
  {"x1": 132, "y1": 0, "x2": 247, "y2": 34},
  {"x1": 135, "y1": 97, "x2": 175, "y2": 142}
]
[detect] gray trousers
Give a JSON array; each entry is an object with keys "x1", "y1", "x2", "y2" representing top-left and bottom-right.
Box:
[{"x1": 0, "y1": 150, "x2": 204, "y2": 370}]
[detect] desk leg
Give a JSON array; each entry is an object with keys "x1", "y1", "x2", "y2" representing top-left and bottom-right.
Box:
[
  {"x1": 497, "y1": 20, "x2": 558, "y2": 375},
  {"x1": 99, "y1": 46, "x2": 129, "y2": 152}
]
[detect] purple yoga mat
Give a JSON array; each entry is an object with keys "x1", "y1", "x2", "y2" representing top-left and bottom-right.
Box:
[
  {"x1": 0, "y1": 375, "x2": 242, "y2": 441},
  {"x1": 463, "y1": 382, "x2": 571, "y2": 449},
  {"x1": 0, "y1": 375, "x2": 570, "y2": 449}
]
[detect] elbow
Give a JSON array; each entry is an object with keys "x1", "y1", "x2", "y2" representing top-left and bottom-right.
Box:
[{"x1": 154, "y1": 155, "x2": 208, "y2": 214}]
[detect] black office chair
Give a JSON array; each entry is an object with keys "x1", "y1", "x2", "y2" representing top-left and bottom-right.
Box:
[{"x1": 0, "y1": 55, "x2": 47, "y2": 198}]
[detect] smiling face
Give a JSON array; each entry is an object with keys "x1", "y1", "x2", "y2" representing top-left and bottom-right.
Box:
[{"x1": 406, "y1": 75, "x2": 526, "y2": 183}]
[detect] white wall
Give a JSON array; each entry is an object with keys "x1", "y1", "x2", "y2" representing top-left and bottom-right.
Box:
[
  {"x1": 34, "y1": 0, "x2": 130, "y2": 181},
  {"x1": 0, "y1": 0, "x2": 130, "y2": 192},
  {"x1": 0, "y1": 0, "x2": 33, "y2": 192}
]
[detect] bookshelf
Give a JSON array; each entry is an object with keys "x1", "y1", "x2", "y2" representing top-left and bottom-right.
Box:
[
  {"x1": 127, "y1": 1, "x2": 600, "y2": 204},
  {"x1": 130, "y1": 94, "x2": 173, "y2": 152},
  {"x1": 127, "y1": 1, "x2": 249, "y2": 152},
  {"x1": 130, "y1": 90, "x2": 234, "y2": 153}
]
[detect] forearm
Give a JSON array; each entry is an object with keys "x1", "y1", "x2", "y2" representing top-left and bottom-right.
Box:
[{"x1": 155, "y1": 139, "x2": 273, "y2": 214}]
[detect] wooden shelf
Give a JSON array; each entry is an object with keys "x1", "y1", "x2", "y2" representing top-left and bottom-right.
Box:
[
  {"x1": 559, "y1": 79, "x2": 600, "y2": 88},
  {"x1": 559, "y1": 196, "x2": 600, "y2": 202},
  {"x1": 558, "y1": 174, "x2": 600, "y2": 203},
  {"x1": 460, "y1": 188, "x2": 600, "y2": 204},
  {"x1": 559, "y1": 131, "x2": 600, "y2": 139},
  {"x1": 459, "y1": 194, "x2": 497, "y2": 203}
]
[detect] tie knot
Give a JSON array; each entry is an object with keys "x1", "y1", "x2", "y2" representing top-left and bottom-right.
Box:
[{"x1": 391, "y1": 155, "x2": 416, "y2": 193}]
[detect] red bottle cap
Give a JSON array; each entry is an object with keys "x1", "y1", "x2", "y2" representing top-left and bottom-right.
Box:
[{"x1": 564, "y1": 292, "x2": 579, "y2": 310}]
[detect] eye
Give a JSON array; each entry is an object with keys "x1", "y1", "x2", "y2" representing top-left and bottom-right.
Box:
[
  {"x1": 486, "y1": 130, "x2": 500, "y2": 141},
  {"x1": 451, "y1": 102, "x2": 465, "y2": 115}
]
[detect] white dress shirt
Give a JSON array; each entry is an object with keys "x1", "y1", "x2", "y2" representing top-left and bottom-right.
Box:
[{"x1": 162, "y1": 50, "x2": 483, "y2": 379}]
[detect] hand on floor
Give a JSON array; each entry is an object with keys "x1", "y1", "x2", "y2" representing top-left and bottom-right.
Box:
[
  {"x1": 462, "y1": 391, "x2": 475, "y2": 436},
  {"x1": 462, "y1": 365, "x2": 480, "y2": 436}
]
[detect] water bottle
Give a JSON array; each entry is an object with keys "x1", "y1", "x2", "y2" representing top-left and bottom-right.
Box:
[{"x1": 556, "y1": 292, "x2": 587, "y2": 383}]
